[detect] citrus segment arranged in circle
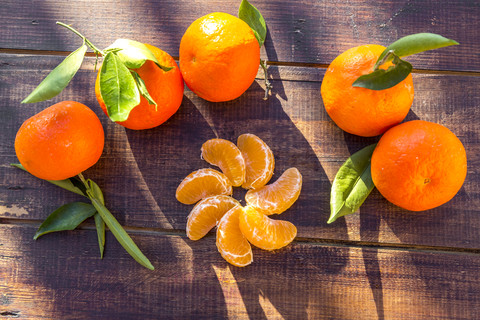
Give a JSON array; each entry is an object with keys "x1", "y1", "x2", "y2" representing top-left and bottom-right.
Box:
[
  {"x1": 201, "y1": 138, "x2": 246, "y2": 187},
  {"x1": 239, "y1": 206, "x2": 297, "y2": 251},
  {"x1": 237, "y1": 133, "x2": 275, "y2": 190},
  {"x1": 187, "y1": 195, "x2": 240, "y2": 241},
  {"x1": 216, "y1": 205, "x2": 253, "y2": 267},
  {"x1": 176, "y1": 168, "x2": 233, "y2": 205},
  {"x1": 15, "y1": 101, "x2": 104, "y2": 181},
  {"x1": 371, "y1": 120, "x2": 467, "y2": 211},
  {"x1": 245, "y1": 167, "x2": 302, "y2": 215}
]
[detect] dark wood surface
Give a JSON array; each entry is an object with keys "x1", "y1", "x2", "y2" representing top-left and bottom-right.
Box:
[{"x1": 1, "y1": 1, "x2": 479, "y2": 319}]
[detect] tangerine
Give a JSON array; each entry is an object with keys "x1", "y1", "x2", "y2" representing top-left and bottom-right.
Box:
[
  {"x1": 371, "y1": 120, "x2": 467, "y2": 211},
  {"x1": 321, "y1": 44, "x2": 414, "y2": 137},
  {"x1": 15, "y1": 101, "x2": 104, "y2": 180},
  {"x1": 176, "y1": 168, "x2": 233, "y2": 205},
  {"x1": 179, "y1": 12, "x2": 260, "y2": 102},
  {"x1": 95, "y1": 44, "x2": 184, "y2": 130}
]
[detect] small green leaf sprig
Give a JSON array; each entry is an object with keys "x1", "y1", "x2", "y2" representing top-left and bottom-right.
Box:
[
  {"x1": 353, "y1": 33, "x2": 458, "y2": 90},
  {"x1": 238, "y1": 0, "x2": 271, "y2": 100},
  {"x1": 12, "y1": 164, "x2": 154, "y2": 270},
  {"x1": 22, "y1": 22, "x2": 172, "y2": 122}
]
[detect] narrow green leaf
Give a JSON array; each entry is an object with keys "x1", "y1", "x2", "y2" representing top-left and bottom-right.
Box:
[
  {"x1": 94, "y1": 213, "x2": 106, "y2": 258},
  {"x1": 99, "y1": 52, "x2": 141, "y2": 122},
  {"x1": 11, "y1": 164, "x2": 86, "y2": 196},
  {"x1": 22, "y1": 44, "x2": 87, "y2": 103},
  {"x1": 238, "y1": 0, "x2": 267, "y2": 47},
  {"x1": 88, "y1": 196, "x2": 154, "y2": 270},
  {"x1": 328, "y1": 144, "x2": 377, "y2": 224},
  {"x1": 34, "y1": 202, "x2": 96, "y2": 239},
  {"x1": 87, "y1": 179, "x2": 105, "y2": 205},
  {"x1": 132, "y1": 71, "x2": 157, "y2": 107},
  {"x1": 353, "y1": 56, "x2": 412, "y2": 90},
  {"x1": 105, "y1": 39, "x2": 172, "y2": 71},
  {"x1": 375, "y1": 33, "x2": 459, "y2": 69}
]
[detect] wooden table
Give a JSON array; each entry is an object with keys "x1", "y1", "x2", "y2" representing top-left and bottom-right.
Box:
[{"x1": 1, "y1": 1, "x2": 479, "y2": 319}]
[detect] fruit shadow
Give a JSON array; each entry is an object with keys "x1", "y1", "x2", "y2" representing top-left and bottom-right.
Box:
[{"x1": 124, "y1": 80, "x2": 349, "y2": 319}]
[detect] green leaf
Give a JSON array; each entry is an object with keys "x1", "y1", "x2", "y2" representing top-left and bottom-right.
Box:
[
  {"x1": 11, "y1": 164, "x2": 86, "y2": 196},
  {"x1": 105, "y1": 39, "x2": 172, "y2": 71},
  {"x1": 375, "y1": 33, "x2": 459, "y2": 68},
  {"x1": 328, "y1": 144, "x2": 377, "y2": 224},
  {"x1": 34, "y1": 202, "x2": 96, "y2": 239},
  {"x1": 22, "y1": 44, "x2": 87, "y2": 103},
  {"x1": 238, "y1": 0, "x2": 267, "y2": 47},
  {"x1": 353, "y1": 55, "x2": 413, "y2": 90},
  {"x1": 88, "y1": 195, "x2": 154, "y2": 270},
  {"x1": 131, "y1": 71, "x2": 157, "y2": 107},
  {"x1": 94, "y1": 213, "x2": 106, "y2": 258},
  {"x1": 99, "y1": 52, "x2": 141, "y2": 122}
]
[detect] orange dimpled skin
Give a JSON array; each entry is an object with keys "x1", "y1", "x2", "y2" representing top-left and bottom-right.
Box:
[
  {"x1": 371, "y1": 120, "x2": 467, "y2": 211},
  {"x1": 321, "y1": 44, "x2": 414, "y2": 137},
  {"x1": 95, "y1": 44, "x2": 184, "y2": 130},
  {"x1": 179, "y1": 12, "x2": 260, "y2": 102},
  {"x1": 15, "y1": 101, "x2": 105, "y2": 181}
]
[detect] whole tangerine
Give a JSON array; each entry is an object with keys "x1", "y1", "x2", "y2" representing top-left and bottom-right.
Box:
[
  {"x1": 15, "y1": 101, "x2": 105, "y2": 181},
  {"x1": 95, "y1": 44, "x2": 184, "y2": 130},
  {"x1": 321, "y1": 44, "x2": 414, "y2": 137},
  {"x1": 179, "y1": 12, "x2": 260, "y2": 102},
  {"x1": 371, "y1": 120, "x2": 467, "y2": 211}
]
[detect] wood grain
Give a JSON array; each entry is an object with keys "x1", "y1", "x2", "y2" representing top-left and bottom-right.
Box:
[
  {"x1": 1, "y1": 224, "x2": 480, "y2": 319},
  {"x1": 1, "y1": 54, "x2": 479, "y2": 251},
  {"x1": 0, "y1": 0, "x2": 478, "y2": 71}
]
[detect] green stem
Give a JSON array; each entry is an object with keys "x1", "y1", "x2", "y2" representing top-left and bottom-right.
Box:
[
  {"x1": 56, "y1": 21, "x2": 104, "y2": 56},
  {"x1": 260, "y1": 59, "x2": 272, "y2": 100}
]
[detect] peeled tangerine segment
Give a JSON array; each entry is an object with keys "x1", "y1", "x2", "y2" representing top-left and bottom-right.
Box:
[
  {"x1": 216, "y1": 205, "x2": 253, "y2": 267},
  {"x1": 237, "y1": 133, "x2": 274, "y2": 190},
  {"x1": 245, "y1": 167, "x2": 302, "y2": 215},
  {"x1": 187, "y1": 195, "x2": 240, "y2": 241},
  {"x1": 176, "y1": 168, "x2": 233, "y2": 205},
  {"x1": 201, "y1": 138, "x2": 246, "y2": 187},
  {"x1": 239, "y1": 206, "x2": 297, "y2": 251}
]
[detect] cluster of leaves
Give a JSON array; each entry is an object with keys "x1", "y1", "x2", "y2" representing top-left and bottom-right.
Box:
[
  {"x1": 22, "y1": 22, "x2": 171, "y2": 122},
  {"x1": 12, "y1": 164, "x2": 154, "y2": 270},
  {"x1": 329, "y1": 33, "x2": 458, "y2": 223}
]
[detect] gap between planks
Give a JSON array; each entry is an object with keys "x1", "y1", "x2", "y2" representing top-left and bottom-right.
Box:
[
  {"x1": 1, "y1": 48, "x2": 480, "y2": 78},
  {"x1": 2, "y1": 217, "x2": 480, "y2": 256}
]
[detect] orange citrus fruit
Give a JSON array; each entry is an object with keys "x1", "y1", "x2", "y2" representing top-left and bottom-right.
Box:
[
  {"x1": 95, "y1": 44, "x2": 184, "y2": 130},
  {"x1": 371, "y1": 120, "x2": 467, "y2": 211},
  {"x1": 216, "y1": 205, "x2": 253, "y2": 267},
  {"x1": 187, "y1": 195, "x2": 240, "y2": 240},
  {"x1": 201, "y1": 138, "x2": 246, "y2": 186},
  {"x1": 179, "y1": 12, "x2": 260, "y2": 102},
  {"x1": 245, "y1": 167, "x2": 302, "y2": 215},
  {"x1": 239, "y1": 206, "x2": 297, "y2": 251},
  {"x1": 15, "y1": 101, "x2": 104, "y2": 181},
  {"x1": 321, "y1": 44, "x2": 414, "y2": 137},
  {"x1": 176, "y1": 168, "x2": 233, "y2": 205},
  {"x1": 237, "y1": 133, "x2": 274, "y2": 190}
]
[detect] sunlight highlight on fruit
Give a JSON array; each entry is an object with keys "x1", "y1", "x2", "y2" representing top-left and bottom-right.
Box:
[
  {"x1": 176, "y1": 168, "x2": 233, "y2": 205},
  {"x1": 187, "y1": 195, "x2": 240, "y2": 240},
  {"x1": 245, "y1": 167, "x2": 302, "y2": 215},
  {"x1": 216, "y1": 205, "x2": 253, "y2": 267},
  {"x1": 201, "y1": 138, "x2": 246, "y2": 187},
  {"x1": 239, "y1": 206, "x2": 297, "y2": 250},
  {"x1": 237, "y1": 133, "x2": 274, "y2": 190}
]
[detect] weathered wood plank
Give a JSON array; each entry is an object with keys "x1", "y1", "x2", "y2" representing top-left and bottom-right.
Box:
[
  {"x1": 1, "y1": 54, "x2": 479, "y2": 250},
  {"x1": 1, "y1": 224, "x2": 480, "y2": 319},
  {"x1": 0, "y1": 0, "x2": 478, "y2": 72}
]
